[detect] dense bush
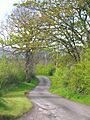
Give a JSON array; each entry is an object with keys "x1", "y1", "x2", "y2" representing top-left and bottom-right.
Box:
[
  {"x1": 67, "y1": 61, "x2": 90, "y2": 95},
  {"x1": 50, "y1": 66, "x2": 68, "y2": 89},
  {"x1": 66, "y1": 49, "x2": 90, "y2": 95},
  {"x1": 0, "y1": 58, "x2": 26, "y2": 91},
  {"x1": 35, "y1": 64, "x2": 55, "y2": 76},
  {"x1": 50, "y1": 49, "x2": 90, "y2": 105}
]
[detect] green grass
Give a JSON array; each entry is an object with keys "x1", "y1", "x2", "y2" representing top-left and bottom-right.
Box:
[
  {"x1": 0, "y1": 97, "x2": 32, "y2": 119},
  {"x1": 0, "y1": 78, "x2": 38, "y2": 119},
  {"x1": 50, "y1": 78, "x2": 90, "y2": 105}
]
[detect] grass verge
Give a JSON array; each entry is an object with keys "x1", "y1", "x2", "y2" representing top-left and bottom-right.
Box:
[
  {"x1": 50, "y1": 77, "x2": 90, "y2": 106},
  {"x1": 0, "y1": 77, "x2": 38, "y2": 119}
]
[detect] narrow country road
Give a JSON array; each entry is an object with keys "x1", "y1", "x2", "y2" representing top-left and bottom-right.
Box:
[{"x1": 17, "y1": 76, "x2": 90, "y2": 120}]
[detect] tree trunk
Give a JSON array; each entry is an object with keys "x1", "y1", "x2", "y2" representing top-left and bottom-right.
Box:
[{"x1": 25, "y1": 50, "x2": 34, "y2": 82}]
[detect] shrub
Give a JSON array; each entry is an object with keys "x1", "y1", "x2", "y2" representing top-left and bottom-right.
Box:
[
  {"x1": 50, "y1": 66, "x2": 69, "y2": 90},
  {"x1": 0, "y1": 58, "x2": 25, "y2": 91},
  {"x1": 50, "y1": 49, "x2": 90, "y2": 104},
  {"x1": 35, "y1": 64, "x2": 55, "y2": 76},
  {"x1": 67, "y1": 61, "x2": 90, "y2": 95}
]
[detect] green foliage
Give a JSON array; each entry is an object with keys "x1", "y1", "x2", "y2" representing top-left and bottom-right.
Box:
[
  {"x1": 50, "y1": 49, "x2": 90, "y2": 105},
  {"x1": 67, "y1": 49, "x2": 90, "y2": 95},
  {"x1": 35, "y1": 64, "x2": 55, "y2": 76},
  {"x1": 67, "y1": 61, "x2": 90, "y2": 95},
  {"x1": 50, "y1": 66, "x2": 72, "y2": 99},
  {"x1": 50, "y1": 66, "x2": 68, "y2": 89},
  {"x1": 0, "y1": 58, "x2": 25, "y2": 92},
  {"x1": 82, "y1": 48, "x2": 90, "y2": 61}
]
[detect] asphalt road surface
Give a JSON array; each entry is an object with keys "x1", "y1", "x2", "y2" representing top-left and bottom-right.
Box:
[{"x1": 17, "y1": 76, "x2": 90, "y2": 120}]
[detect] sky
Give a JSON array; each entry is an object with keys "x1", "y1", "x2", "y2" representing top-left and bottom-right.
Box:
[{"x1": 0, "y1": 0, "x2": 20, "y2": 21}]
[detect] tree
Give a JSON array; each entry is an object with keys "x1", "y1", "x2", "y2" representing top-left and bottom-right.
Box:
[
  {"x1": 1, "y1": 1, "x2": 44, "y2": 81},
  {"x1": 37, "y1": 0, "x2": 90, "y2": 62}
]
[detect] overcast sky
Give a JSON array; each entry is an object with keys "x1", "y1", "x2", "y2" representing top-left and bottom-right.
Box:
[{"x1": 0, "y1": 0, "x2": 20, "y2": 21}]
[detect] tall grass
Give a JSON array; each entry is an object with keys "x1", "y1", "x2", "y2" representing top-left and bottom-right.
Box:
[{"x1": 0, "y1": 58, "x2": 26, "y2": 94}]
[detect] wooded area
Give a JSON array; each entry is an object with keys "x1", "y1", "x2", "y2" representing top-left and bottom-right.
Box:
[{"x1": 0, "y1": 0, "x2": 90, "y2": 119}]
